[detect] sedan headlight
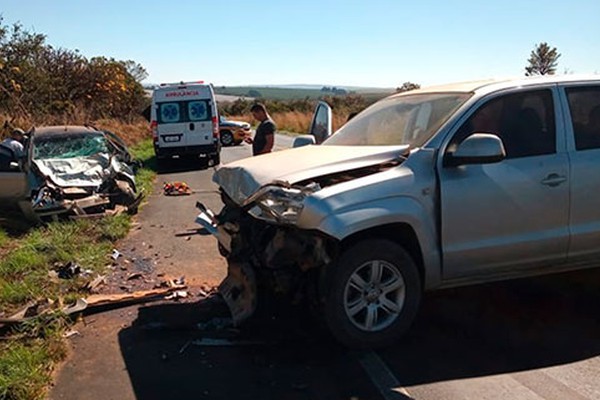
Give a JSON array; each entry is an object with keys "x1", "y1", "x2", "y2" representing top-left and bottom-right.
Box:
[{"x1": 243, "y1": 183, "x2": 320, "y2": 224}]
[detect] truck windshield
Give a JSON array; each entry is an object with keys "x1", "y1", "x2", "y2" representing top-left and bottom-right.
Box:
[{"x1": 324, "y1": 93, "x2": 471, "y2": 147}]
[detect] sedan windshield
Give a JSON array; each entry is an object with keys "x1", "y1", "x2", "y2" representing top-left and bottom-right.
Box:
[
  {"x1": 33, "y1": 133, "x2": 109, "y2": 160},
  {"x1": 324, "y1": 93, "x2": 471, "y2": 147}
]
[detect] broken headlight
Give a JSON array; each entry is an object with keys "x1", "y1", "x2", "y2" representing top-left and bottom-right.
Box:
[{"x1": 243, "y1": 183, "x2": 320, "y2": 224}]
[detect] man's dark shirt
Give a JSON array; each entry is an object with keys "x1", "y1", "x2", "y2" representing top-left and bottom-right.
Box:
[{"x1": 252, "y1": 118, "x2": 276, "y2": 155}]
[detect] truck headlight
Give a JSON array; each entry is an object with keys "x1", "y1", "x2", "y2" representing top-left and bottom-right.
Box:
[{"x1": 243, "y1": 183, "x2": 320, "y2": 224}]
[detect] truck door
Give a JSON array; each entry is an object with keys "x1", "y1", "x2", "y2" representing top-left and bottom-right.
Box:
[
  {"x1": 562, "y1": 84, "x2": 600, "y2": 262},
  {"x1": 439, "y1": 88, "x2": 570, "y2": 279}
]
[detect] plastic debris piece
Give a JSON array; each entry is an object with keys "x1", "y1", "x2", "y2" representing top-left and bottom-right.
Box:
[
  {"x1": 111, "y1": 249, "x2": 121, "y2": 260},
  {"x1": 62, "y1": 330, "x2": 80, "y2": 338}
]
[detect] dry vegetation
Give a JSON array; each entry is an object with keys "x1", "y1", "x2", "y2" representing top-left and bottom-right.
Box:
[{"x1": 228, "y1": 110, "x2": 348, "y2": 134}]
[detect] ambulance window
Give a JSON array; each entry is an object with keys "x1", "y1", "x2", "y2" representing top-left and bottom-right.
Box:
[
  {"x1": 159, "y1": 103, "x2": 180, "y2": 123},
  {"x1": 188, "y1": 101, "x2": 209, "y2": 121}
]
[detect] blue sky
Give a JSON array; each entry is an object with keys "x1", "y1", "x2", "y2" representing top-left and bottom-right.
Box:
[{"x1": 2, "y1": 0, "x2": 599, "y2": 88}]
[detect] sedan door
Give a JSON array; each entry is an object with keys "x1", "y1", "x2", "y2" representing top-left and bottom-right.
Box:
[
  {"x1": 0, "y1": 145, "x2": 28, "y2": 205},
  {"x1": 439, "y1": 88, "x2": 570, "y2": 280}
]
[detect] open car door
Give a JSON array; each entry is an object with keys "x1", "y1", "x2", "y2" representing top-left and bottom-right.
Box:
[
  {"x1": 293, "y1": 101, "x2": 333, "y2": 148},
  {"x1": 0, "y1": 145, "x2": 28, "y2": 205},
  {"x1": 309, "y1": 101, "x2": 332, "y2": 144}
]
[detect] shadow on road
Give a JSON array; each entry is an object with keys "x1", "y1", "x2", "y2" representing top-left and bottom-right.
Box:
[
  {"x1": 156, "y1": 157, "x2": 212, "y2": 175},
  {"x1": 118, "y1": 268, "x2": 600, "y2": 399},
  {"x1": 385, "y1": 267, "x2": 600, "y2": 386}
]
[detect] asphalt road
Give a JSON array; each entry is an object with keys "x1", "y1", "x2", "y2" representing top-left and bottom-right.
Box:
[{"x1": 50, "y1": 136, "x2": 600, "y2": 400}]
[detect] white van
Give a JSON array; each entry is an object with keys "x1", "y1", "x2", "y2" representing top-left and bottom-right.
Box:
[{"x1": 151, "y1": 82, "x2": 220, "y2": 165}]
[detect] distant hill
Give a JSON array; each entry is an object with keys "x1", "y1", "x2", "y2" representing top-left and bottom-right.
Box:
[{"x1": 213, "y1": 85, "x2": 394, "y2": 101}]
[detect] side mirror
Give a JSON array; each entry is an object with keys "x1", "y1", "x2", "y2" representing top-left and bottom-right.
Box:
[
  {"x1": 292, "y1": 135, "x2": 316, "y2": 148},
  {"x1": 445, "y1": 133, "x2": 506, "y2": 167}
]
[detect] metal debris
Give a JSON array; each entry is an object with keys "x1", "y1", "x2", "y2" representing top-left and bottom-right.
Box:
[{"x1": 111, "y1": 249, "x2": 122, "y2": 260}]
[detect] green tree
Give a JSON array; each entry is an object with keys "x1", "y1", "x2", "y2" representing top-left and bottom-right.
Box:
[
  {"x1": 525, "y1": 42, "x2": 561, "y2": 76},
  {"x1": 396, "y1": 82, "x2": 421, "y2": 93}
]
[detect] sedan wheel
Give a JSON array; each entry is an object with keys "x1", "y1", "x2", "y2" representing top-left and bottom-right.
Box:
[{"x1": 220, "y1": 130, "x2": 233, "y2": 146}]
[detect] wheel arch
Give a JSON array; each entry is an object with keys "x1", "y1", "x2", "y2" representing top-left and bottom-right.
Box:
[{"x1": 339, "y1": 223, "x2": 425, "y2": 288}]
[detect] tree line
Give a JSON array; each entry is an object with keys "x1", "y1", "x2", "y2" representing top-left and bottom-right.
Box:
[{"x1": 0, "y1": 18, "x2": 148, "y2": 123}]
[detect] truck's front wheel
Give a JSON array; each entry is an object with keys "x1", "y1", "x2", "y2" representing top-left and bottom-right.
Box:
[{"x1": 324, "y1": 239, "x2": 421, "y2": 349}]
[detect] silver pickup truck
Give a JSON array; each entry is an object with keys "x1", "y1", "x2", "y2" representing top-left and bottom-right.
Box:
[{"x1": 197, "y1": 75, "x2": 600, "y2": 348}]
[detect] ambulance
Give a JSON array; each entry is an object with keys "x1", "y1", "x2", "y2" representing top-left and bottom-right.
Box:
[{"x1": 150, "y1": 82, "x2": 221, "y2": 165}]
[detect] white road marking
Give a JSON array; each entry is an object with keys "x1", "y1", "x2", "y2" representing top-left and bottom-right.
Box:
[{"x1": 357, "y1": 351, "x2": 413, "y2": 400}]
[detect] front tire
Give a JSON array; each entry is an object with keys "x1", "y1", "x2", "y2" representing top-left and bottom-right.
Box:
[{"x1": 324, "y1": 239, "x2": 421, "y2": 349}]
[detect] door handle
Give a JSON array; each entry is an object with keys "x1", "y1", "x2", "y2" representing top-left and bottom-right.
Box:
[
  {"x1": 189, "y1": 123, "x2": 195, "y2": 130},
  {"x1": 541, "y1": 173, "x2": 567, "y2": 187}
]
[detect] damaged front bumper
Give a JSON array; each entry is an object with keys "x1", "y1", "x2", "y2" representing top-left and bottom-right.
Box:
[
  {"x1": 31, "y1": 182, "x2": 143, "y2": 219},
  {"x1": 195, "y1": 198, "x2": 335, "y2": 325}
]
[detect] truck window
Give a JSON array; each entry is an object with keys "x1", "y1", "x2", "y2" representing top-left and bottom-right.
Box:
[
  {"x1": 453, "y1": 90, "x2": 555, "y2": 158},
  {"x1": 565, "y1": 86, "x2": 600, "y2": 150}
]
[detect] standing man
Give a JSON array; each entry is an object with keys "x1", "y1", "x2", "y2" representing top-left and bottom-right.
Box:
[
  {"x1": 246, "y1": 103, "x2": 276, "y2": 156},
  {"x1": 1, "y1": 128, "x2": 25, "y2": 158}
]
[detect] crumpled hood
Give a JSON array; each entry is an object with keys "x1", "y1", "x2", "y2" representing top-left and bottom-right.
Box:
[
  {"x1": 214, "y1": 144, "x2": 408, "y2": 204},
  {"x1": 33, "y1": 153, "x2": 127, "y2": 188}
]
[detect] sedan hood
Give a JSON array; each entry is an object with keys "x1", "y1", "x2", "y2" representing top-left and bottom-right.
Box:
[
  {"x1": 214, "y1": 144, "x2": 408, "y2": 204},
  {"x1": 32, "y1": 154, "x2": 134, "y2": 188}
]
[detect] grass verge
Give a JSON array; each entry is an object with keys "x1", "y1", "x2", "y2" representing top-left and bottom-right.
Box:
[{"x1": 0, "y1": 138, "x2": 156, "y2": 400}]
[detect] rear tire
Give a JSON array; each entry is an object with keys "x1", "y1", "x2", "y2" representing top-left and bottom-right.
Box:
[
  {"x1": 324, "y1": 239, "x2": 421, "y2": 349},
  {"x1": 220, "y1": 130, "x2": 234, "y2": 146}
]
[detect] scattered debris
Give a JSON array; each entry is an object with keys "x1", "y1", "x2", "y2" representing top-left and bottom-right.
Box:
[
  {"x1": 62, "y1": 329, "x2": 80, "y2": 339},
  {"x1": 179, "y1": 340, "x2": 192, "y2": 354},
  {"x1": 174, "y1": 276, "x2": 186, "y2": 286},
  {"x1": 163, "y1": 181, "x2": 193, "y2": 196},
  {"x1": 165, "y1": 290, "x2": 188, "y2": 300},
  {"x1": 56, "y1": 261, "x2": 82, "y2": 279},
  {"x1": 185, "y1": 236, "x2": 191, "y2": 241},
  {"x1": 111, "y1": 249, "x2": 122, "y2": 260},
  {"x1": 126, "y1": 272, "x2": 143, "y2": 281},
  {"x1": 63, "y1": 298, "x2": 88, "y2": 315},
  {"x1": 84, "y1": 286, "x2": 186, "y2": 308},
  {"x1": 84, "y1": 275, "x2": 106, "y2": 292}
]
